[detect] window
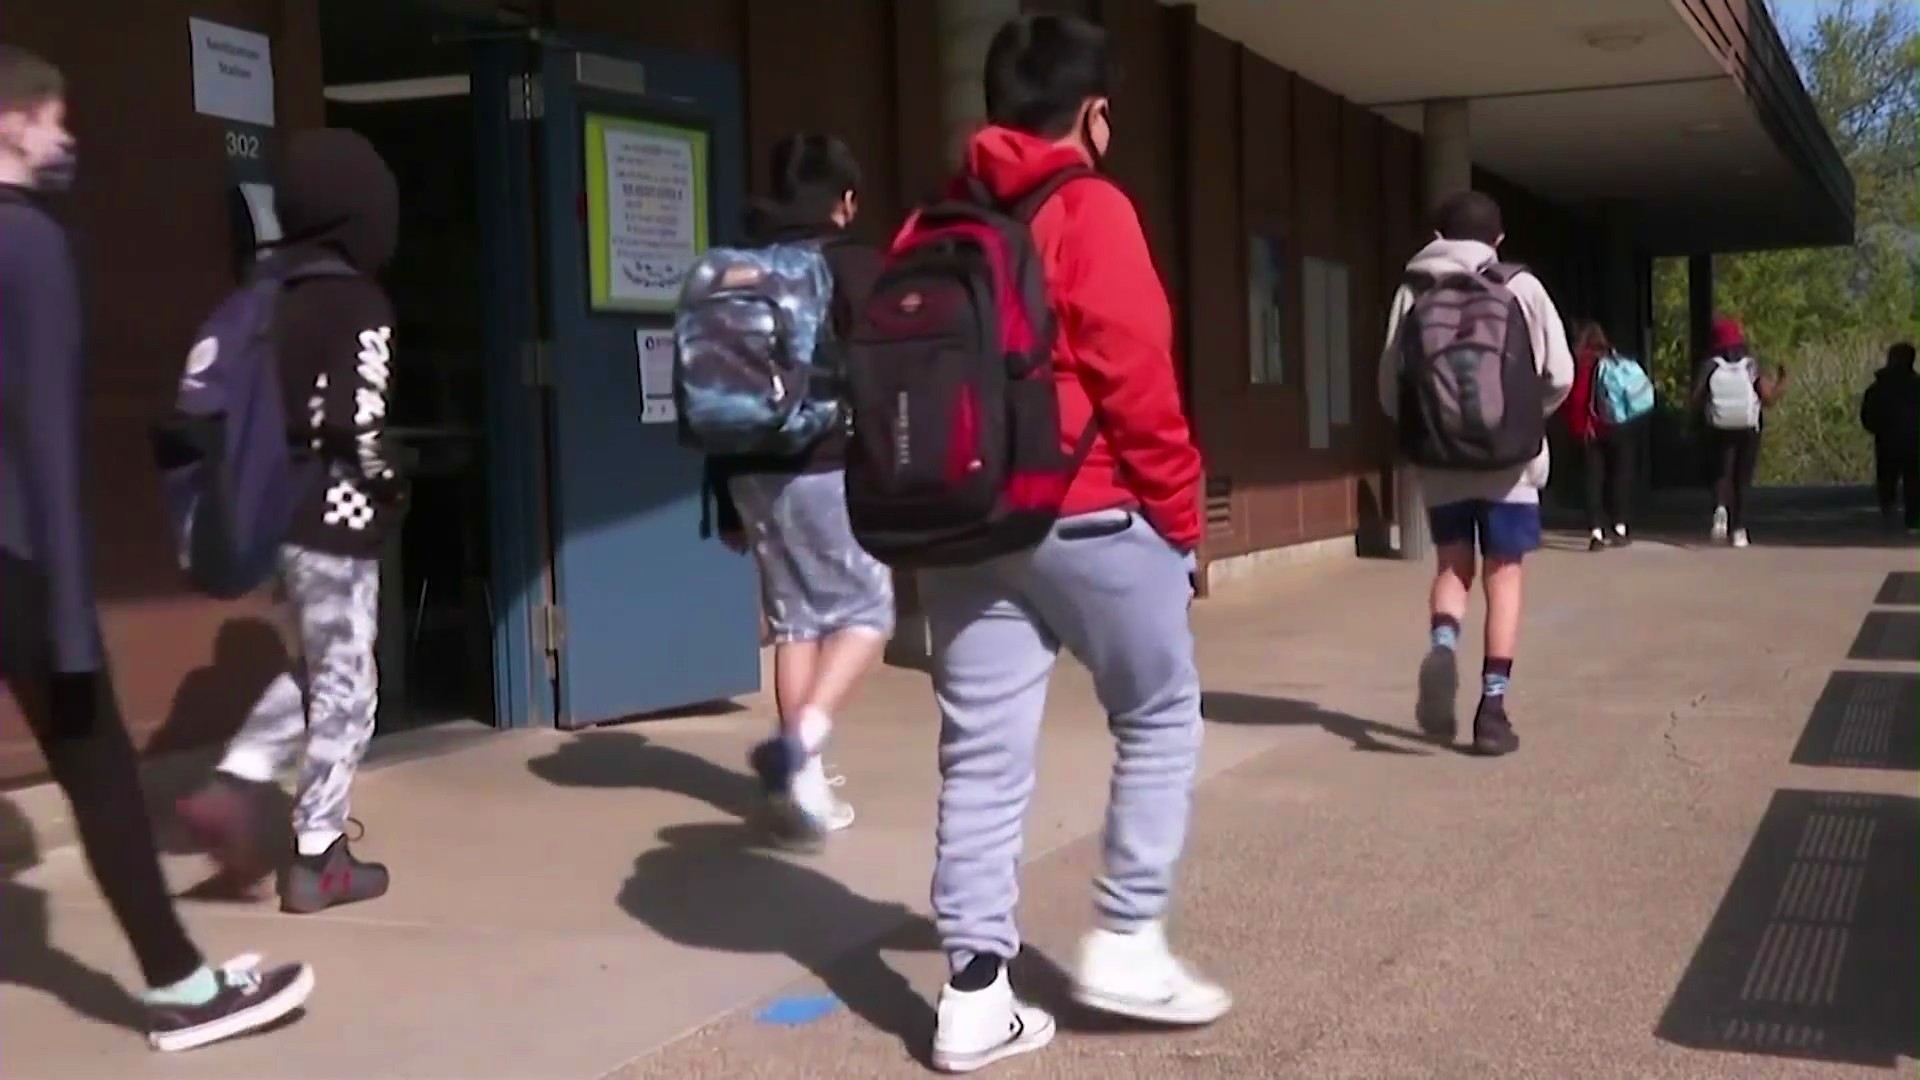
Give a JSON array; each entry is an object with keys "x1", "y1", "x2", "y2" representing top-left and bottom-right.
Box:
[
  {"x1": 1247, "y1": 234, "x2": 1286, "y2": 385},
  {"x1": 1301, "y1": 256, "x2": 1352, "y2": 450}
]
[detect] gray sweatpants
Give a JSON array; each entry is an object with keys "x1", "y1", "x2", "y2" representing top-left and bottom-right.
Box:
[
  {"x1": 922, "y1": 509, "x2": 1203, "y2": 968},
  {"x1": 219, "y1": 545, "x2": 380, "y2": 853}
]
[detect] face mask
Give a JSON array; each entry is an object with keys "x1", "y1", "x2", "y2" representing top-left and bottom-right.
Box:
[{"x1": 34, "y1": 143, "x2": 76, "y2": 191}]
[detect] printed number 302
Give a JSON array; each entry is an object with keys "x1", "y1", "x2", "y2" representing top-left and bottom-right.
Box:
[{"x1": 224, "y1": 131, "x2": 262, "y2": 159}]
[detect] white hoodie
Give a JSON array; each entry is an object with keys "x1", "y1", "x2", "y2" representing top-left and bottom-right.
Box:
[{"x1": 1376, "y1": 238, "x2": 1575, "y2": 507}]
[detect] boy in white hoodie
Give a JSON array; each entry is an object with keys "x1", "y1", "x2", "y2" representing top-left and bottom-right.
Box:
[{"x1": 1377, "y1": 191, "x2": 1573, "y2": 756}]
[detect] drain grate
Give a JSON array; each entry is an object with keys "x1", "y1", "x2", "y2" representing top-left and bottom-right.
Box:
[
  {"x1": 1875, "y1": 572, "x2": 1920, "y2": 606},
  {"x1": 1656, "y1": 790, "x2": 1917, "y2": 1066},
  {"x1": 1846, "y1": 611, "x2": 1919, "y2": 661},
  {"x1": 1792, "y1": 671, "x2": 1920, "y2": 771}
]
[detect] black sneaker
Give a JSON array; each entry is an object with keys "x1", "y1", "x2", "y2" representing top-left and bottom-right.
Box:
[
  {"x1": 147, "y1": 954, "x2": 313, "y2": 1052},
  {"x1": 1587, "y1": 533, "x2": 1607, "y2": 552},
  {"x1": 1470, "y1": 698, "x2": 1520, "y2": 757},
  {"x1": 280, "y1": 836, "x2": 389, "y2": 914},
  {"x1": 1415, "y1": 646, "x2": 1458, "y2": 739}
]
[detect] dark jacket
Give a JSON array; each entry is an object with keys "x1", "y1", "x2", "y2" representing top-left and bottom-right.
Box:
[
  {"x1": 1862, "y1": 364, "x2": 1920, "y2": 451},
  {"x1": 272, "y1": 129, "x2": 406, "y2": 559},
  {"x1": 0, "y1": 185, "x2": 102, "y2": 673},
  {"x1": 703, "y1": 199, "x2": 882, "y2": 534}
]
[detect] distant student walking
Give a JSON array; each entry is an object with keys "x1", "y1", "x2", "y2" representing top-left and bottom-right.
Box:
[
  {"x1": 1379, "y1": 190, "x2": 1574, "y2": 758},
  {"x1": 1690, "y1": 316, "x2": 1786, "y2": 548},
  {"x1": 1860, "y1": 341, "x2": 1918, "y2": 531},
  {"x1": 1563, "y1": 321, "x2": 1639, "y2": 550}
]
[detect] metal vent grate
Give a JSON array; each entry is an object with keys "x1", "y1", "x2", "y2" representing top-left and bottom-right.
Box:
[{"x1": 1205, "y1": 477, "x2": 1233, "y2": 537}]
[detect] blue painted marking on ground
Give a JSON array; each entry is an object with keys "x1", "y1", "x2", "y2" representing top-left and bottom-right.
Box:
[{"x1": 754, "y1": 994, "x2": 842, "y2": 1026}]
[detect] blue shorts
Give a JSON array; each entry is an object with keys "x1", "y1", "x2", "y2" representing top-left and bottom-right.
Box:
[{"x1": 1427, "y1": 499, "x2": 1541, "y2": 560}]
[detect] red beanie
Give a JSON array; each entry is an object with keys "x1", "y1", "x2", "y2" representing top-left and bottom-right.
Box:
[{"x1": 1710, "y1": 315, "x2": 1745, "y2": 354}]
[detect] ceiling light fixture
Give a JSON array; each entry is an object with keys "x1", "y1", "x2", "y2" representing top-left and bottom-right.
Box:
[{"x1": 1583, "y1": 27, "x2": 1648, "y2": 52}]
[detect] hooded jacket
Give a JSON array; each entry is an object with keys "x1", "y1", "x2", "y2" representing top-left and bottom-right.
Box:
[
  {"x1": 1862, "y1": 362, "x2": 1920, "y2": 450},
  {"x1": 957, "y1": 127, "x2": 1203, "y2": 549},
  {"x1": 704, "y1": 198, "x2": 882, "y2": 534},
  {"x1": 271, "y1": 129, "x2": 405, "y2": 558},
  {"x1": 1377, "y1": 238, "x2": 1575, "y2": 507}
]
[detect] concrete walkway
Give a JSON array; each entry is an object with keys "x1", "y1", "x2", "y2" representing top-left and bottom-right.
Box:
[{"x1": 2, "y1": 522, "x2": 1913, "y2": 1079}]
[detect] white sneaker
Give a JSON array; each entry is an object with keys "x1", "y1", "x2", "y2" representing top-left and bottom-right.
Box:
[
  {"x1": 778, "y1": 754, "x2": 854, "y2": 837},
  {"x1": 1710, "y1": 506, "x2": 1729, "y2": 543},
  {"x1": 931, "y1": 963, "x2": 1055, "y2": 1073},
  {"x1": 1731, "y1": 528, "x2": 1751, "y2": 549},
  {"x1": 1071, "y1": 921, "x2": 1231, "y2": 1026}
]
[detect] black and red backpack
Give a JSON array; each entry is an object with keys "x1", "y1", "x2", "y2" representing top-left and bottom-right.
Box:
[{"x1": 842, "y1": 167, "x2": 1100, "y2": 568}]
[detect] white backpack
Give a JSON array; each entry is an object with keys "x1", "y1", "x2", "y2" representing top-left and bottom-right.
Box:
[{"x1": 1707, "y1": 355, "x2": 1761, "y2": 430}]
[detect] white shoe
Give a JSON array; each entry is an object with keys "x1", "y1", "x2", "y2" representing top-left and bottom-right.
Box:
[
  {"x1": 1731, "y1": 528, "x2": 1751, "y2": 549},
  {"x1": 931, "y1": 963, "x2": 1055, "y2": 1073},
  {"x1": 1071, "y1": 921, "x2": 1231, "y2": 1026},
  {"x1": 1710, "y1": 506, "x2": 1729, "y2": 543},
  {"x1": 775, "y1": 754, "x2": 854, "y2": 839}
]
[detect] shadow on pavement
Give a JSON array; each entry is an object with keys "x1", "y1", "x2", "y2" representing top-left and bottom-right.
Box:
[
  {"x1": 526, "y1": 730, "x2": 762, "y2": 821},
  {"x1": 1791, "y1": 671, "x2": 1919, "y2": 772},
  {"x1": 0, "y1": 795, "x2": 145, "y2": 1033},
  {"x1": 1656, "y1": 789, "x2": 1918, "y2": 1067},
  {"x1": 619, "y1": 821, "x2": 939, "y2": 1064},
  {"x1": 1202, "y1": 691, "x2": 1434, "y2": 755}
]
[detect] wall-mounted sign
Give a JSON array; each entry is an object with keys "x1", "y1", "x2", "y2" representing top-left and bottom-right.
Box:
[
  {"x1": 636, "y1": 330, "x2": 677, "y2": 424},
  {"x1": 188, "y1": 18, "x2": 274, "y2": 128},
  {"x1": 585, "y1": 113, "x2": 710, "y2": 314}
]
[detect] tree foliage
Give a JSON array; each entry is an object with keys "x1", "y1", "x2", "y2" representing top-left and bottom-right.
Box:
[{"x1": 1652, "y1": 0, "x2": 1918, "y2": 484}]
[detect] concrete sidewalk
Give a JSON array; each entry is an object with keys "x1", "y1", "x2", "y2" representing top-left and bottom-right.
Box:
[{"x1": 2, "y1": 529, "x2": 1913, "y2": 1079}]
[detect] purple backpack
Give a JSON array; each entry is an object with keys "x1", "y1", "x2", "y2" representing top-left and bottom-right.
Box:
[
  {"x1": 1396, "y1": 261, "x2": 1546, "y2": 470},
  {"x1": 151, "y1": 257, "x2": 354, "y2": 598}
]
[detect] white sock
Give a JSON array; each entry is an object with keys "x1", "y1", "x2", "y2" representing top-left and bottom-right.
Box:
[
  {"x1": 1614, "y1": 523, "x2": 1628, "y2": 537},
  {"x1": 1590, "y1": 528, "x2": 1605, "y2": 540},
  {"x1": 296, "y1": 829, "x2": 342, "y2": 857},
  {"x1": 794, "y1": 706, "x2": 833, "y2": 756}
]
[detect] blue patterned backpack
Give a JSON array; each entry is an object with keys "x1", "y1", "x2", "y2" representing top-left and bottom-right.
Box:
[{"x1": 673, "y1": 242, "x2": 841, "y2": 456}]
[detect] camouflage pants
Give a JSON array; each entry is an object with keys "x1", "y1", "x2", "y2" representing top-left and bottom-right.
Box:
[{"x1": 219, "y1": 546, "x2": 380, "y2": 846}]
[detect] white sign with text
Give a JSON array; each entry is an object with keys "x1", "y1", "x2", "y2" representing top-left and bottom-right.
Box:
[{"x1": 189, "y1": 18, "x2": 275, "y2": 128}]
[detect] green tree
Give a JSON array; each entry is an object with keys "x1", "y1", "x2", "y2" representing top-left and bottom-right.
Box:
[{"x1": 1655, "y1": 0, "x2": 1918, "y2": 484}]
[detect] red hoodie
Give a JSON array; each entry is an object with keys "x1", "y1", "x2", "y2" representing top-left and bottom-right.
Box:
[
  {"x1": 952, "y1": 127, "x2": 1204, "y2": 549},
  {"x1": 1564, "y1": 344, "x2": 1609, "y2": 443}
]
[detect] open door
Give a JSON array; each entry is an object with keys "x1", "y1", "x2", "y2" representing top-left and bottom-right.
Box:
[{"x1": 506, "y1": 37, "x2": 759, "y2": 727}]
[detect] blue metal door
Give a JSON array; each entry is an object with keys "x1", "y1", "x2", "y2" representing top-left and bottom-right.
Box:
[{"x1": 529, "y1": 39, "x2": 759, "y2": 727}]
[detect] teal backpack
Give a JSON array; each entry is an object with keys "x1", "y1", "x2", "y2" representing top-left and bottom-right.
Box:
[{"x1": 1594, "y1": 353, "x2": 1655, "y2": 425}]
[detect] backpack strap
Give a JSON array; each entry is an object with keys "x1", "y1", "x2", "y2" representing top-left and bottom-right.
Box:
[
  {"x1": 1479, "y1": 261, "x2": 1526, "y2": 284},
  {"x1": 1007, "y1": 165, "x2": 1103, "y2": 223}
]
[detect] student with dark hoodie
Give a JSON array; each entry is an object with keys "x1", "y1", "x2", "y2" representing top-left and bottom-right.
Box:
[
  {"x1": 920, "y1": 16, "x2": 1225, "y2": 1073},
  {"x1": 702, "y1": 133, "x2": 890, "y2": 847},
  {"x1": 0, "y1": 44, "x2": 313, "y2": 1051},
  {"x1": 175, "y1": 128, "x2": 404, "y2": 914},
  {"x1": 1860, "y1": 341, "x2": 1918, "y2": 530}
]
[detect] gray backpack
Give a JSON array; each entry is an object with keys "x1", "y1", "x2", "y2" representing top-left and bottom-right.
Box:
[{"x1": 1396, "y1": 262, "x2": 1545, "y2": 471}]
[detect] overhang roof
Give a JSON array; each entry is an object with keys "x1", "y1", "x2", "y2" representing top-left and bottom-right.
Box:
[{"x1": 1183, "y1": 0, "x2": 1855, "y2": 254}]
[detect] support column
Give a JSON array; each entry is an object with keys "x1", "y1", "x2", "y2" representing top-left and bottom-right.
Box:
[
  {"x1": 1399, "y1": 99, "x2": 1473, "y2": 562},
  {"x1": 1687, "y1": 252, "x2": 1715, "y2": 369},
  {"x1": 936, "y1": 0, "x2": 1023, "y2": 166},
  {"x1": 888, "y1": 0, "x2": 1022, "y2": 669}
]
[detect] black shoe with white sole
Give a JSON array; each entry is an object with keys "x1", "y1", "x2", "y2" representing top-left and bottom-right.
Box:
[{"x1": 147, "y1": 954, "x2": 314, "y2": 1053}]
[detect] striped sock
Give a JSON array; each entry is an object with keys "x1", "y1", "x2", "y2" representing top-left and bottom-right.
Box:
[{"x1": 1482, "y1": 657, "x2": 1514, "y2": 698}]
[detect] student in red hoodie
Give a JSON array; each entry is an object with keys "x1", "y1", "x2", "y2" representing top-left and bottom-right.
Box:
[
  {"x1": 920, "y1": 15, "x2": 1226, "y2": 1073},
  {"x1": 1564, "y1": 321, "x2": 1634, "y2": 551}
]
